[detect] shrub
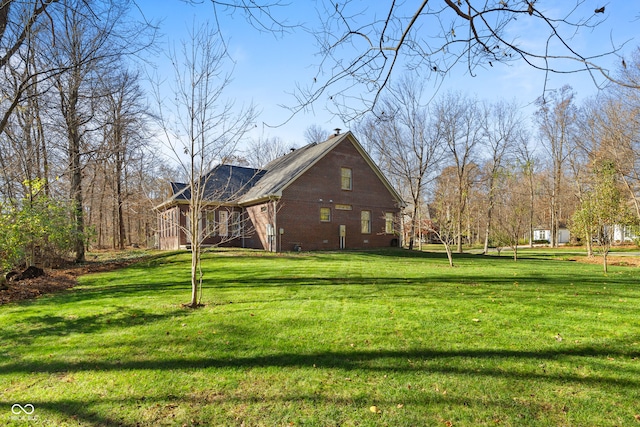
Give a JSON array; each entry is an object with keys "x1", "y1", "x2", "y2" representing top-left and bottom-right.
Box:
[{"x1": 0, "y1": 189, "x2": 76, "y2": 273}]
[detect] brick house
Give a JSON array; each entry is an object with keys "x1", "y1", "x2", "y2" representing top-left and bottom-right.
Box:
[{"x1": 156, "y1": 131, "x2": 405, "y2": 251}]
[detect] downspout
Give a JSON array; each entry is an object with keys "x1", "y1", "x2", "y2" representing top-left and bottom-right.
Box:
[{"x1": 272, "y1": 197, "x2": 278, "y2": 252}]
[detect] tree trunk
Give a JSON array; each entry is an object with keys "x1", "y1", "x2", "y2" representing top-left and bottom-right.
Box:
[
  {"x1": 585, "y1": 232, "x2": 593, "y2": 257},
  {"x1": 529, "y1": 177, "x2": 534, "y2": 248},
  {"x1": 550, "y1": 195, "x2": 557, "y2": 248},
  {"x1": 408, "y1": 204, "x2": 418, "y2": 250},
  {"x1": 188, "y1": 207, "x2": 203, "y2": 308},
  {"x1": 444, "y1": 242, "x2": 454, "y2": 267},
  {"x1": 190, "y1": 246, "x2": 200, "y2": 306},
  {"x1": 97, "y1": 177, "x2": 106, "y2": 248},
  {"x1": 116, "y1": 151, "x2": 126, "y2": 250},
  {"x1": 483, "y1": 225, "x2": 490, "y2": 255},
  {"x1": 484, "y1": 176, "x2": 496, "y2": 255},
  {"x1": 61, "y1": 71, "x2": 85, "y2": 263},
  {"x1": 35, "y1": 95, "x2": 50, "y2": 197},
  {"x1": 70, "y1": 130, "x2": 85, "y2": 262},
  {"x1": 456, "y1": 193, "x2": 464, "y2": 253}
]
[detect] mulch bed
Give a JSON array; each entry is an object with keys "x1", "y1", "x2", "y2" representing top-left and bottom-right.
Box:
[
  {"x1": 0, "y1": 260, "x2": 138, "y2": 306},
  {"x1": 573, "y1": 255, "x2": 640, "y2": 267}
]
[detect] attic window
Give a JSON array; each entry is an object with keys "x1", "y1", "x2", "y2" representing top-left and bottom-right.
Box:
[{"x1": 341, "y1": 167, "x2": 352, "y2": 190}]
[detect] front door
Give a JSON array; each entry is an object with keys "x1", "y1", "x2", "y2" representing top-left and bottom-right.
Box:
[{"x1": 339, "y1": 225, "x2": 346, "y2": 249}]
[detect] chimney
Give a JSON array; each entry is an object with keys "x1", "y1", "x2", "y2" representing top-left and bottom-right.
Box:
[{"x1": 330, "y1": 128, "x2": 342, "y2": 138}]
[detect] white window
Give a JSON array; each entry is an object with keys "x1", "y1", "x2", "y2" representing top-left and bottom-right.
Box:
[
  {"x1": 320, "y1": 207, "x2": 331, "y2": 222},
  {"x1": 205, "y1": 210, "x2": 216, "y2": 236},
  {"x1": 231, "y1": 211, "x2": 242, "y2": 237},
  {"x1": 385, "y1": 212, "x2": 394, "y2": 234},
  {"x1": 361, "y1": 210, "x2": 371, "y2": 234},
  {"x1": 341, "y1": 167, "x2": 352, "y2": 190},
  {"x1": 219, "y1": 211, "x2": 228, "y2": 237}
]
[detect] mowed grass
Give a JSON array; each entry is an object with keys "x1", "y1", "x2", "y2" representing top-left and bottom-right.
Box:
[{"x1": 1, "y1": 248, "x2": 639, "y2": 426}]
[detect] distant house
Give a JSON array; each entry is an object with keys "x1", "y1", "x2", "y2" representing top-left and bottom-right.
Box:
[
  {"x1": 610, "y1": 224, "x2": 638, "y2": 244},
  {"x1": 532, "y1": 227, "x2": 570, "y2": 244},
  {"x1": 156, "y1": 131, "x2": 405, "y2": 251}
]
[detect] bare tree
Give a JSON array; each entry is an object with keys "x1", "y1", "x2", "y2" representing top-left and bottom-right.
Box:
[
  {"x1": 1, "y1": 63, "x2": 48, "y2": 203},
  {"x1": 290, "y1": 1, "x2": 635, "y2": 121},
  {"x1": 535, "y1": 85, "x2": 578, "y2": 248},
  {"x1": 586, "y1": 52, "x2": 640, "y2": 221},
  {"x1": 572, "y1": 53, "x2": 640, "y2": 254},
  {"x1": 430, "y1": 166, "x2": 460, "y2": 267},
  {"x1": 0, "y1": 1, "x2": 67, "y2": 138},
  {"x1": 97, "y1": 69, "x2": 150, "y2": 249},
  {"x1": 357, "y1": 75, "x2": 445, "y2": 250},
  {"x1": 514, "y1": 133, "x2": 537, "y2": 248},
  {"x1": 0, "y1": 2, "x2": 66, "y2": 203},
  {"x1": 185, "y1": 1, "x2": 636, "y2": 124},
  {"x1": 245, "y1": 135, "x2": 289, "y2": 168},
  {"x1": 479, "y1": 99, "x2": 523, "y2": 254},
  {"x1": 45, "y1": 0, "x2": 155, "y2": 262},
  {"x1": 303, "y1": 124, "x2": 330, "y2": 144},
  {"x1": 492, "y1": 166, "x2": 530, "y2": 261},
  {"x1": 435, "y1": 92, "x2": 482, "y2": 253},
  {"x1": 153, "y1": 21, "x2": 256, "y2": 308}
]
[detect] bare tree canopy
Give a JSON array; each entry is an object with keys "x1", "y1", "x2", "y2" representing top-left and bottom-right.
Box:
[
  {"x1": 244, "y1": 135, "x2": 289, "y2": 168},
  {"x1": 357, "y1": 75, "x2": 445, "y2": 250},
  {"x1": 152, "y1": 20, "x2": 257, "y2": 307},
  {"x1": 303, "y1": 124, "x2": 330, "y2": 144},
  {"x1": 199, "y1": 1, "x2": 635, "y2": 121}
]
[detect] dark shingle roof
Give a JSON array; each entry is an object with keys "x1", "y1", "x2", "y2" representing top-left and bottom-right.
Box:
[
  {"x1": 238, "y1": 133, "x2": 345, "y2": 204},
  {"x1": 168, "y1": 164, "x2": 265, "y2": 204},
  {"x1": 158, "y1": 131, "x2": 404, "y2": 209}
]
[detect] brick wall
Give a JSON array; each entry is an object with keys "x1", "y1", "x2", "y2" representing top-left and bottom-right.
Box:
[
  {"x1": 158, "y1": 136, "x2": 402, "y2": 252},
  {"x1": 276, "y1": 137, "x2": 401, "y2": 250}
]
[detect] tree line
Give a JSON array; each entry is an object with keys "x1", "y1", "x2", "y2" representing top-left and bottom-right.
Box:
[
  {"x1": 0, "y1": 1, "x2": 637, "y2": 277},
  {"x1": 356, "y1": 51, "x2": 640, "y2": 269},
  {"x1": 0, "y1": 0, "x2": 162, "y2": 272}
]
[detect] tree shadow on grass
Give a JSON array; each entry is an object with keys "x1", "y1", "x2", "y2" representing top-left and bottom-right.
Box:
[
  {"x1": 1, "y1": 345, "x2": 638, "y2": 387},
  {"x1": 0, "y1": 388, "x2": 578, "y2": 427},
  {"x1": 202, "y1": 270, "x2": 636, "y2": 290},
  {"x1": 2, "y1": 398, "x2": 141, "y2": 427},
  {"x1": 0, "y1": 307, "x2": 190, "y2": 345},
  {"x1": 61, "y1": 280, "x2": 188, "y2": 303}
]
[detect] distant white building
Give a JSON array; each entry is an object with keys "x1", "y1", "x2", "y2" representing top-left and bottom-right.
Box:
[
  {"x1": 611, "y1": 224, "x2": 638, "y2": 243},
  {"x1": 533, "y1": 227, "x2": 570, "y2": 244}
]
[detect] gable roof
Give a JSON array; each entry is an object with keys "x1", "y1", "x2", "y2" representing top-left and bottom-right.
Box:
[
  {"x1": 237, "y1": 133, "x2": 343, "y2": 204},
  {"x1": 157, "y1": 131, "x2": 405, "y2": 209},
  {"x1": 239, "y1": 131, "x2": 405, "y2": 207}
]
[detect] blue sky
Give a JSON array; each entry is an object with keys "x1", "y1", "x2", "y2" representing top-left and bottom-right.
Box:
[{"x1": 135, "y1": 1, "x2": 639, "y2": 147}]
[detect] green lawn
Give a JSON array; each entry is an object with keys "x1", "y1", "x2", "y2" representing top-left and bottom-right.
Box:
[{"x1": 1, "y1": 248, "x2": 639, "y2": 426}]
